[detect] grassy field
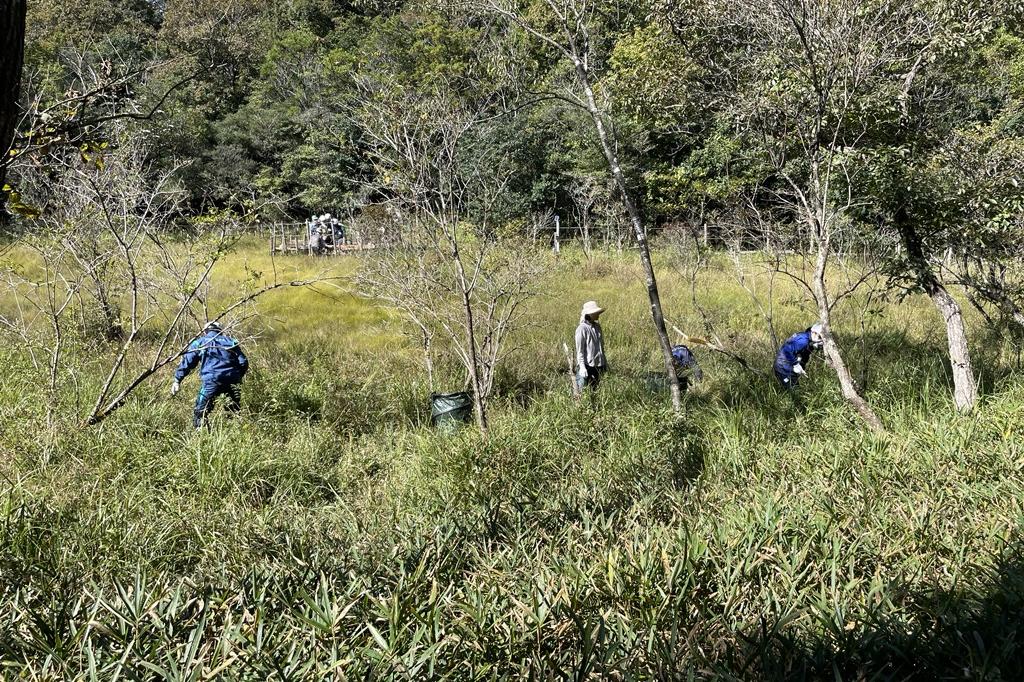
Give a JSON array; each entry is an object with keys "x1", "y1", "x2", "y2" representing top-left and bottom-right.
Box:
[{"x1": 1, "y1": 239, "x2": 1022, "y2": 679}]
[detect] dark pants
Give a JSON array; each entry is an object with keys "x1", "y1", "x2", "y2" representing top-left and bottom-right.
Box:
[
  {"x1": 576, "y1": 366, "x2": 606, "y2": 391},
  {"x1": 194, "y1": 380, "x2": 242, "y2": 428},
  {"x1": 774, "y1": 366, "x2": 799, "y2": 390}
]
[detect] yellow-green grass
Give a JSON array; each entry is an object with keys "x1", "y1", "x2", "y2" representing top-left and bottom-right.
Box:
[{"x1": 0, "y1": 240, "x2": 1021, "y2": 679}]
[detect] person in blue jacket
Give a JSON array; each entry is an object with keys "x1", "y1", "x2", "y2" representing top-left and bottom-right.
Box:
[
  {"x1": 774, "y1": 323, "x2": 824, "y2": 389},
  {"x1": 171, "y1": 321, "x2": 249, "y2": 428},
  {"x1": 671, "y1": 344, "x2": 703, "y2": 391}
]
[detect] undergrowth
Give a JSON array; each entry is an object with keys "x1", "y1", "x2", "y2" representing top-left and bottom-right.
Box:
[{"x1": 1, "y1": 243, "x2": 1022, "y2": 679}]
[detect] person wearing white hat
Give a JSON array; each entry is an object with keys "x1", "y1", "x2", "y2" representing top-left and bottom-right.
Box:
[
  {"x1": 574, "y1": 300, "x2": 608, "y2": 391},
  {"x1": 774, "y1": 322, "x2": 824, "y2": 389}
]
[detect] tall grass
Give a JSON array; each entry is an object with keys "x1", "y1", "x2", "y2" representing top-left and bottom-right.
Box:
[{"x1": 1, "y1": 242, "x2": 1022, "y2": 678}]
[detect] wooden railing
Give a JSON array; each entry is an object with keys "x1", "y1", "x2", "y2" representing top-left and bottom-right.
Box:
[{"x1": 267, "y1": 223, "x2": 373, "y2": 256}]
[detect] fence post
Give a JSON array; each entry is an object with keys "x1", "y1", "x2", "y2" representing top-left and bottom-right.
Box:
[{"x1": 553, "y1": 214, "x2": 561, "y2": 256}]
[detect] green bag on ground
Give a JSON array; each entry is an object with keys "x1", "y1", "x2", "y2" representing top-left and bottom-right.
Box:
[{"x1": 430, "y1": 392, "x2": 473, "y2": 430}]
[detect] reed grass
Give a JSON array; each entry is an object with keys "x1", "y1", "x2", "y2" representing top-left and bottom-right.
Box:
[{"x1": 1, "y1": 241, "x2": 1021, "y2": 679}]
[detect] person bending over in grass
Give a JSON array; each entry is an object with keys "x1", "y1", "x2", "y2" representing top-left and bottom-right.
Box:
[
  {"x1": 575, "y1": 300, "x2": 608, "y2": 393},
  {"x1": 171, "y1": 321, "x2": 249, "y2": 429},
  {"x1": 774, "y1": 323, "x2": 824, "y2": 390},
  {"x1": 671, "y1": 344, "x2": 703, "y2": 392}
]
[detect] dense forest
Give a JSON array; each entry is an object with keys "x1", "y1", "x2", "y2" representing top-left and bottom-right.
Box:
[{"x1": 6, "y1": 0, "x2": 1020, "y2": 227}]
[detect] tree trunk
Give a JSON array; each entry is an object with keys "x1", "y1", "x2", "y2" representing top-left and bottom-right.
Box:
[
  {"x1": 899, "y1": 222, "x2": 978, "y2": 412},
  {"x1": 451, "y1": 247, "x2": 487, "y2": 433},
  {"x1": 813, "y1": 297, "x2": 886, "y2": 432},
  {"x1": 421, "y1": 326, "x2": 435, "y2": 394},
  {"x1": 0, "y1": 0, "x2": 27, "y2": 220},
  {"x1": 573, "y1": 59, "x2": 682, "y2": 414},
  {"x1": 927, "y1": 284, "x2": 977, "y2": 412},
  {"x1": 460, "y1": 287, "x2": 487, "y2": 432},
  {"x1": 810, "y1": 212, "x2": 885, "y2": 433}
]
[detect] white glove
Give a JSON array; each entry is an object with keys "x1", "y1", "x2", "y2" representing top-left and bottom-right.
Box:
[
  {"x1": 792, "y1": 364, "x2": 806, "y2": 376},
  {"x1": 171, "y1": 380, "x2": 180, "y2": 396}
]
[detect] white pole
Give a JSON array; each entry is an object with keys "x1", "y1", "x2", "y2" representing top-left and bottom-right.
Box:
[{"x1": 553, "y1": 214, "x2": 561, "y2": 256}]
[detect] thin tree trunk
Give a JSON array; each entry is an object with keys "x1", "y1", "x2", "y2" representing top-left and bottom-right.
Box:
[
  {"x1": 460, "y1": 286, "x2": 487, "y2": 432},
  {"x1": 421, "y1": 325, "x2": 434, "y2": 394},
  {"x1": 811, "y1": 213, "x2": 885, "y2": 433},
  {"x1": 0, "y1": 0, "x2": 27, "y2": 220},
  {"x1": 451, "y1": 248, "x2": 487, "y2": 432},
  {"x1": 47, "y1": 316, "x2": 63, "y2": 424},
  {"x1": 813, "y1": 297, "x2": 885, "y2": 432},
  {"x1": 927, "y1": 284, "x2": 977, "y2": 412},
  {"x1": 94, "y1": 284, "x2": 124, "y2": 341},
  {"x1": 573, "y1": 59, "x2": 682, "y2": 414},
  {"x1": 899, "y1": 221, "x2": 978, "y2": 412}
]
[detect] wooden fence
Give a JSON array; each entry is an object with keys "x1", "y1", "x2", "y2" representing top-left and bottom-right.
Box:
[{"x1": 267, "y1": 223, "x2": 374, "y2": 256}]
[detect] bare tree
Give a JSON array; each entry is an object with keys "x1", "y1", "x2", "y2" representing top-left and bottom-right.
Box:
[
  {"x1": 470, "y1": 0, "x2": 684, "y2": 414},
  {"x1": 665, "y1": 210, "x2": 777, "y2": 379},
  {"x1": 716, "y1": 0, "x2": 918, "y2": 432},
  {"x1": 2, "y1": 126, "x2": 332, "y2": 429},
  {"x1": 353, "y1": 81, "x2": 544, "y2": 433},
  {"x1": 568, "y1": 175, "x2": 598, "y2": 259}
]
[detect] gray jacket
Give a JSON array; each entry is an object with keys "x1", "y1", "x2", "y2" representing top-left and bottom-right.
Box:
[{"x1": 574, "y1": 319, "x2": 606, "y2": 373}]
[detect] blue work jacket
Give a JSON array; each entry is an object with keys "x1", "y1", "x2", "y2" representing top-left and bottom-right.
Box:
[
  {"x1": 775, "y1": 331, "x2": 814, "y2": 376},
  {"x1": 174, "y1": 330, "x2": 249, "y2": 384}
]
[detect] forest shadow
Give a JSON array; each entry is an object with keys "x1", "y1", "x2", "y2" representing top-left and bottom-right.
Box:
[
  {"x1": 851, "y1": 329, "x2": 1018, "y2": 398},
  {"x1": 717, "y1": 541, "x2": 1024, "y2": 680}
]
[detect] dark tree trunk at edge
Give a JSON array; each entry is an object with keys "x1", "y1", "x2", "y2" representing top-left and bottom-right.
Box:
[{"x1": 0, "y1": 0, "x2": 27, "y2": 220}]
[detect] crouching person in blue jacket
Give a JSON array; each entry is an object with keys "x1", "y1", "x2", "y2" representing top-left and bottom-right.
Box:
[
  {"x1": 171, "y1": 322, "x2": 249, "y2": 428},
  {"x1": 671, "y1": 344, "x2": 703, "y2": 392},
  {"x1": 774, "y1": 323, "x2": 824, "y2": 389}
]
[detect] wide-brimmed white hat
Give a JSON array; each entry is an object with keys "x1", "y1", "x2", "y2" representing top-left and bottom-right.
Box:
[
  {"x1": 810, "y1": 322, "x2": 824, "y2": 340},
  {"x1": 581, "y1": 300, "x2": 605, "y2": 317}
]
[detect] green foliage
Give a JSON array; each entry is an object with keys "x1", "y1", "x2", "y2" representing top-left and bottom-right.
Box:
[
  {"x1": 606, "y1": 24, "x2": 702, "y2": 134},
  {"x1": 1, "y1": 243, "x2": 1023, "y2": 677},
  {"x1": 24, "y1": 0, "x2": 159, "y2": 85},
  {"x1": 643, "y1": 129, "x2": 770, "y2": 217}
]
